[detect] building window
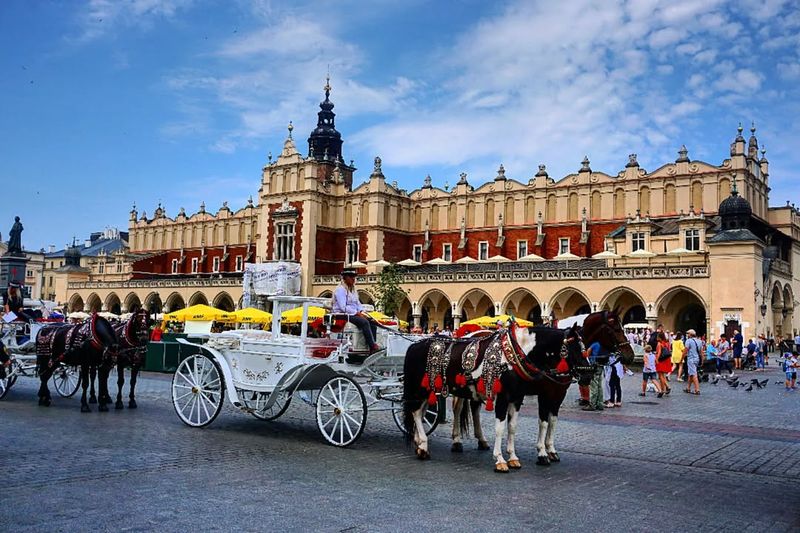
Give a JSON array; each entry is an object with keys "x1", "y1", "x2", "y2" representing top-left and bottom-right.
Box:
[
  {"x1": 235, "y1": 256, "x2": 243, "y2": 272},
  {"x1": 191, "y1": 258, "x2": 198, "y2": 273},
  {"x1": 346, "y1": 238, "x2": 360, "y2": 266},
  {"x1": 631, "y1": 232, "x2": 645, "y2": 252},
  {"x1": 412, "y1": 244, "x2": 423, "y2": 263},
  {"x1": 275, "y1": 222, "x2": 295, "y2": 261},
  {"x1": 116, "y1": 261, "x2": 122, "y2": 273},
  {"x1": 685, "y1": 229, "x2": 700, "y2": 251},
  {"x1": 442, "y1": 243, "x2": 452, "y2": 262},
  {"x1": 98, "y1": 263, "x2": 104, "y2": 274},
  {"x1": 171, "y1": 259, "x2": 178, "y2": 274},
  {"x1": 26, "y1": 270, "x2": 33, "y2": 277},
  {"x1": 558, "y1": 238, "x2": 570, "y2": 255},
  {"x1": 517, "y1": 240, "x2": 528, "y2": 259},
  {"x1": 48, "y1": 276, "x2": 53, "y2": 287},
  {"x1": 212, "y1": 256, "x2": 220, "y2": 272},
  {"x1": 478, "y1": 241, "x2": 489, "y2": 261}
]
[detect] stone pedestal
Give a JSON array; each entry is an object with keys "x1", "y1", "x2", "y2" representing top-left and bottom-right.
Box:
[{"x1": 0, "y1": 254, "x2": 30, "y2": 297}]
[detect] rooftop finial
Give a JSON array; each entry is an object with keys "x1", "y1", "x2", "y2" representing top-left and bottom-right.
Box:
[
  {"x1": 287, "y1": 121, "x2": 293, "y2": 139},
  {"x1": 750, "y1": 121, "x2": 756, "y2": 135},
  {"x1": 580, "y1": 156, "x2": 591, "y2": 173},
  {"x1": 731, "y1": 173, "x2": 738, "y2": 196},
  {"x1": 737, "y1": 122, "x2": 743, "y2": 135},
  {"x1": 324, "y1": 71, "x2": 331, "y2": 100},
  {"x1": 676, "y1": 145, "x2": 690, "y2": 163}
]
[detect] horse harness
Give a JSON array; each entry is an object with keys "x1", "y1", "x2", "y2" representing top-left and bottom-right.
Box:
[{"x1": 36, "y1": 315, "x2": 104, "y2": 366}]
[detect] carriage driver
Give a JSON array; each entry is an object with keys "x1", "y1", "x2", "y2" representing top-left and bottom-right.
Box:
[
  {"x1": 3, "y1": 280, "x2": 33, "y2": 323},
  {"x1": 332, "y1": 268, "x2": 380, "y2": 353}
]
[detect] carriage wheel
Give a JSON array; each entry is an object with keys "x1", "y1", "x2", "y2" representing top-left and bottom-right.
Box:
[
  {"x1": 391, "y1": 399, "x2": 439, "y2": 436},
  {"x1": 251, "y1": 390, "x2": 292, "y2": 421},
  {"x1": 315, "y1": 375, "x2": 367, "y2": 447},
  {"x1": 52, "y1": 365, "x2": 81, "y2": 398},
  {"x1": 172, "y1": 354, "x2": 225, "y2": 428}
]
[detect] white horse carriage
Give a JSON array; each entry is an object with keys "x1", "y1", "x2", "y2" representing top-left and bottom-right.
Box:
[
  {"x1": 0, "y1": 301, "x2": 81, "y2": 400},
  {"x1": 170, "y1": 295, "x2": 437, "y2": 446}
]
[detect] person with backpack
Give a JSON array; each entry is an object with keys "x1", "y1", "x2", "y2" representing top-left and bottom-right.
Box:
[
  {"x1": 655, "y1": 331, "x2": 672, "y2": 395},
  {"x1": 683, "y1": 329, "x2": 703, "y2": 394}
]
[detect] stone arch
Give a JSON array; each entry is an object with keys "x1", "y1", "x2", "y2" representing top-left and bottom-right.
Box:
[
  {"x1": 504, "y1": 197, "x2": 515, "y2": 225},
  {"x1": 525, "y1": 196, "x2": 535, "y2": 223},
  {"x1": 600, "y1": 287, "x2": 646, "y2": 324},
  {"x1": 546, "y1": 193, "x2": 556, "y2": 222},
  {"x1": 448, "y1": 201, "x2": 457, "y2": 228},
  {"x1": 664, "y1": 183, "x2": 677, "y2": 214},
  {"x1": 458, "y1": 288, "x2": 495, "y2": 321},
  {"x1": 397, "y1": 294, "x2": 413, "y2": 328},
  {"x1": 639, "y1": 186, "x2": 651, "y2": 214},
  {"x1": 360, "y1": 199, "x2": 370, "y2": 226},
  {"x1": 68, "y1": 293, "x2": 84, "y2": 313},
  {"x1": 591, "y1": 190, "x2": 601, "y2": 219},
  {"x1": 104, "y1": 292, "x2": 122, "y2": 315},
  {"x1": 502, "y1": 288, "x2": 543, "y2": 325},
  {"x1": 718, "y1": 178, "x2": 730, "y2": 203},
  {"x1": 466, "y1": 200, "x2": 476, "y2": 227},
  {"x1": 85, "y1": 293, "x2": 102, "y2": 313},
  {"x1": 691, "y1": 181, "x2": 703, "y2": 211},
  {"x1": 188, "y1": 291, "x2": 209, "y2": 307},
  {"x1": 568, "y1": 192, "x2": 579, "y2": 221},
  {"x1": 357, "y1": 289, "x2": 375, "y2": 307},
  {"x1": 124, "y1": 292, "x2": 142, "y2": 313},
  {"x1": 212, "y1": 291, "x2": 235, "y2": 312},
  {"x1": 430, "y1": 203, "x2": 439, "y2": 230},
  {"x1": 414, "y1": 205, "x2": 422, "y2": 231},
  {"x1": 317, "y1": 290, "x2": 333, "y2": 299},
  {"x1": 485, "y1": 198, "x2": 495, "y2": 226},
  {"x1": 345, "y1": 201, "x2": 353, "y2": 227},
  {"x1": 144, "y1": 292, "x2": 163, "y2": 315},
  {"x1": 418, "y1": 288, "x2": 452, "y2": 331},
  {"x1": 655, "y1": 286, "x2": 708, "y2": 336},
  {"x1": 771, "y1": 281, "x2": 783, "y2": 336},
  {"x1": 549, "y1": 288, "x2": 591, "y2": 320},
  {"x1": 613, "y1": 188, "x2": 625, "y2": 218},
  {"x1": 783, "y1": 284, "x2": 794, "y2": 335},
  {"x1": 164, "y1": 292, "x2": 186, "y2": 313}
]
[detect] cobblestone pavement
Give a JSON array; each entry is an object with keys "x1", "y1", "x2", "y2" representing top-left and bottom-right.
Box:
[{"x1": 2, "y1": 364, "x2": 798, "y2": 532}]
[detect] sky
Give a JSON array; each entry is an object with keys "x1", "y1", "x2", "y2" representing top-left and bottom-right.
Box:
[{"x1": 1, "y1": 0, "x2": 799, "y2": 251}]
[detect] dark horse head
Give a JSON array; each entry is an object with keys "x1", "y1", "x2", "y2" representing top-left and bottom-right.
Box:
[
  {"x1": 120, "y1": 307, "x2": 151, "y2": 349},
  {"x1": 580, "y1": 308, "x2": 635, "y2": 365},
  {"x1": 87, "y1": 313, "x2": 120, "y2": 363},
  {"x1": 512, "y1": 323, "x2": 586, "y2": 377}
]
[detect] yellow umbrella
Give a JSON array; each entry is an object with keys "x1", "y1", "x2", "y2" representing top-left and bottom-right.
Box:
[
  {"x1": 227, "y1": 307, "x2": 273, "y2": 324},
  {"x1": 280, "y1": 306, "x2": 327, "y2": 325},
  {"x1": 163, "y1": 304, "x2": 235, "y2": 322},
  {"x1": 462, "y1": 314, "x2": 534, "y2": 328},
  {"x1": 368, "y1": 311, "x2": 409, "y2": 329}
]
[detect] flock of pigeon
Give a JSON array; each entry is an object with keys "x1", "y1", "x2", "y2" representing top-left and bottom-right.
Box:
[{"x1": 707, "y1": 374, "x2": 772, "y2": 392}]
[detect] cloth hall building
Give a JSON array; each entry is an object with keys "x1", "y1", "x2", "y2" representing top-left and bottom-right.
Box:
[{"x1": 65, "y1": 83, "x2": 800, "y2": 340}]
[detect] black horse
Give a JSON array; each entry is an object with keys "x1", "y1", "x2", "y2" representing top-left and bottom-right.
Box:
[
  {"x1": 36, "y1": 313, "x2": 118, "y2": 412},
  {"x1": 112, "y1": 308, "x2": 151, "y2": 409}
]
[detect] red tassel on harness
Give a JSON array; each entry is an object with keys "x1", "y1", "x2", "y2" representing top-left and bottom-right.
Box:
[
  {"x1": 421, "y1": 374, "x2": 430, "y2": 390},
  {"x1": 485, "y1": 398, "x2": 494, "y2": 411},
  {"x1": 476, "y1": 377, "x2": 486, "y2": 395},
  {"x1": 455, "y1": 374, "x2": 467, "y2": 387},
  {"x1": 493, "y1": 379, "x2": 502, "y2": 395},
  {"x1": 433, "y1": 374, "x2": 443, "y2": 391},
  {"x1": 428, "y1": 391, "x2": 437, "y2": 406},
  {"x1": 555, "y1": 358, "x2": 569, "y2": 374}
]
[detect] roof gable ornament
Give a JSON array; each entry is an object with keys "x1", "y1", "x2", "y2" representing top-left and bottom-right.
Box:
[
  {"x1": 626, "y1": 154, "x2": 639, "y2": 168},
  {"x1": 458, "y1": 172, "x2": 468, "y2": 185},
  {"x1": 676, "y1": 145, "x2": 690, "y2": 163},
  {"x1": 495, "y1": 164, "x2": 506, "y2": 181},
  {"x1": 422, "y1": 174, "x2": 432, "y2": 189},
  {"x1": 579, "y1": 156, "x2": 591, "y2": 173}
]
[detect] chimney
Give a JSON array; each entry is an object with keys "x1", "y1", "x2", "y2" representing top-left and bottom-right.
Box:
[
  {"x1": 84, "y1": 239, "x2": 91, "y2": 248},
  {"x1": 48, "y1": 245, "x2": 55, "y2": 253}
]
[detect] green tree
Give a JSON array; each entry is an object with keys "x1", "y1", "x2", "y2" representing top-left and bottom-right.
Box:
[{"x1": 372, "y1": 264, "x2": 408, "y2": 316}]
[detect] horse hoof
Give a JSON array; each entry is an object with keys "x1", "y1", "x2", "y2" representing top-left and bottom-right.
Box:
[
  {"x1": 81, "y1": 405, "x2": 91, "y2": 413},
  {"x1": 415, "y1": 448, "x2": 431, "y2": 461},
  {"x1": 128, "y1": 400, "x2": 137, "y2": 409},
  {"x1": 451, "y1": 442, "x2": 464, "y2": 453},
  {"x1": 477, "y1": 441, "x2": 490, "y2": 451},
  {"x1": 536, "y1": 456, "x2": 551, "y2": 466},
  {"x1": 42, "y1": 398, "x2": 51, "y2": 407},
  {"x1": 115, "y1": 401, "x2": 124, "y2": 410},
  {"x1": 98, "y1": 404, "x2": 109, "y2": 412},
  {"x1": 548, "y1": 452, "x2": 561, "y2": 463},
  {"x1": 89, "y1": 396, "x2": 97, "y2": 404},
  {"x1": 508, "y1": 459, "x2": 522, "y2": 469},
  {"x1": 494, "y1": 462, "x2": 509, "y2": 473}
]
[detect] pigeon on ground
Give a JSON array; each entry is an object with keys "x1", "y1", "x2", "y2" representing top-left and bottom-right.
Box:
[
  {"x1": 711, "y1": 376, "x2": 719, "y2": 385},
  {"x1": 775, "y1": 381, "x2": 784, "y2": 385},
  {"x1": 728, "y1": 381, "x2": 739, "y2": 387},
  {"x1": 760, "y1": 379, "x2": 769, "y2": 387},
  {"x1": 745, "y1": 384, "x2": 753, "y2": 392}
]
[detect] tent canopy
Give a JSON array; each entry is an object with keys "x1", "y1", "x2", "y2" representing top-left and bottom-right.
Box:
[
  {"x1": 163, "y1": 304, "x2": 234, "y2": 322},
  {"x1": 462, "y1": 314, "x2": 534, "y2": 328},
  {"x1": 227, "y1": 307, "x2": 273, "y2": 324}
]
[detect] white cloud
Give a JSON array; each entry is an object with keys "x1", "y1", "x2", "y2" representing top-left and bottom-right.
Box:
[
  {"x1": 777, "y1": 61, "x2": 800, "y2": 80},
  {"x1": 72, "y1": 0, "x2": 194, "y2": 42}
]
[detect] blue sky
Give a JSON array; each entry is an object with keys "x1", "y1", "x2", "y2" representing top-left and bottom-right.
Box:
[{"x1": 2, "y1": 0, "x2": 799, "y2": 251}]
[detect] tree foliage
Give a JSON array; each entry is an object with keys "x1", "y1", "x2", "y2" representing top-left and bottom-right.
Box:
[{"x1": 371, "y1": 264, "x2": 408, "y2": 316}]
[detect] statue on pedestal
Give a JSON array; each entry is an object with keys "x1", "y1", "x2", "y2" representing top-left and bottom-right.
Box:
[{"x1": 6, "y1": 217, "x2": 23, "y2": 256}]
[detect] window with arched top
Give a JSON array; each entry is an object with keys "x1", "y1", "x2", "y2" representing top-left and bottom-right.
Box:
[
  {"x1": 448, "y1": 202, "x2": 457, "y2": 229},
  {"x1": 414, "y1": 206, "x2": 422, "y2": 231},
  {"x1": 546, "y1": 194, "x2": 556, "y2": 222},
  {"x1": 282, "y1": 171, "x2": 290, "y2": 192},
  {"x1": 568, "y1": 192, "x2": 579, "y2": 221},
  {"x1": 466, "y1": 201, "x2": 476, "y2": 227},
  {"x1": 360, "y1": 199, "x2": 370, "y2": 226},
  {"x1": 396, "y1": 204, "x2": 403, "y2": 229},
  {"x1": 718, "y1": 178, "x2": 730, "y2": 206},
  {"x1": 613, "y1": 189, "x2": 625, "y2": 218},
  {"x1": 639, "y1": 186, "x2": 650, "y2": 215},
  {"x1": 691, "y1": 181, "x2": 703, "y2": 212},
  {"x1": 344, "y1": 202, "x2": 353, "y2": 227},
  {"x1": 430, "y1": 204, "x2": 439, "y2": 230},
  {"x1": 591, "y1": 190, "x2": 601, "y2": 219},
  {"x1": 525, "y1": 196, "x2": 535, "y2": 223},
  {"x1": 321, "y1": 201, "x2": 330, "y2": 227},
  {"x1": 383, "y1": 201, "x2": 391, "y2": 227},
  {"x1": 664, "y1": 184, "x2": 676, "y2": 214},
  {"x1": 505, "y1": 197, "x2": 515, "y2": 224},
  {"x1": 485, "y1": 198, "x2": 495, "y2": 226}
]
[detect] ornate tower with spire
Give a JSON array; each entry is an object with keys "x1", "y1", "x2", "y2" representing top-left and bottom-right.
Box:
[{"x1": 308, "y1": 76, "x2": 343, "y2": 164}]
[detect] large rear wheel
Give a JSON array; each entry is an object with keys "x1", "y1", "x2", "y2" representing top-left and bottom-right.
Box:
[
  {"x1": 392, "y1": 398, "x2": 439, "y2": 436},
  {"x1": 316, "y1": 375, "x2": 367, "y2": 447},
  {"x1": 172, "y1": 354, "x2": 225, "y2": 428},
  {"x1": 52, "y1": 365, "x2": 81, "y2": 398}
]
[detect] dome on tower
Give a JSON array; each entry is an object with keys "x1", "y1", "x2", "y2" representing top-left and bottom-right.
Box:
[
  {"x1": 308, "y1": 76, "x2": 343, "y2": 163},
  {"x1": 718, "y1": 183, "x2": 751, "y2": 231}
]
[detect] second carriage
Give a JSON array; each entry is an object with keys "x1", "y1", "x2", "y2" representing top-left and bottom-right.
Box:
[{"x1": 170, "y1": 296, "x2": 438, "y2": 446}]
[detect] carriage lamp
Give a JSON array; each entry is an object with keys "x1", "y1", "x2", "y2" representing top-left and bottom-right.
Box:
[{"x1": 760, "y1": 303, "x2": 767, "y2": 317}]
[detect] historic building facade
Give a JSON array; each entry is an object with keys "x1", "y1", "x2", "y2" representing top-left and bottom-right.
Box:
[{"x1": 65, "y1": 82, "x2": 800, "y2": 340}]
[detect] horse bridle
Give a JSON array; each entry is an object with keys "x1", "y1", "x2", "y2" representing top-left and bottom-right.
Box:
[{"x1": 507, "y1": 324, "x2": 584, "y2": 385}]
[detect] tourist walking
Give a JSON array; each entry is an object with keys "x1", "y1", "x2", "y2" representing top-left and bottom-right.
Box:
[
  {"x1": 683, "y1": 329, "x2": 702, "y2": 394},
  {"x1": 655, "y1": 332, "x2": 672, "y2": 395},
  {"x1": 731, "y1": 329, "x2": 744, "y2": 370},
  {"x1": 671, "y1": 331, "x2": 686, "y2": 381},
  {"x1": 783, "y1": 352, "x2": 798, "y2": 391},
  {"x1": 640, "y1": 345, "x2": 662, "y2": 398},
  {"x1": 716, "y1": 334, "x2": 732, "y2": 376},
  {"x1": 755, "y1": 335, "x2": 766, "y2": 371},
  {"x1": 604, "y1": 353, "x2": 624, "y2": 407}
]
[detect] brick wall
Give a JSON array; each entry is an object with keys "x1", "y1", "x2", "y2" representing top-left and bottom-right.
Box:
[
  {"x1": 314, "y1": 228, "x2": 368, "y2": 275},
  {"x1": 131, "y1": 244, "x2": 249, "y2": 278}
]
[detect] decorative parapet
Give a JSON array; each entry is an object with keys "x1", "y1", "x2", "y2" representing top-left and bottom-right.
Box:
[{"x1": 68, "y1": 277, "x2": 244, "y2": 290}]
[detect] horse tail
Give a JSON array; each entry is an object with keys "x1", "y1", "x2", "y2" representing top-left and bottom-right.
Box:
[
  {"x1": 402, "y1": 339, "x2": 428, "y2": 444},
  {"x1": 459, "y1": 398, "x2": 472, "y2": 438}
]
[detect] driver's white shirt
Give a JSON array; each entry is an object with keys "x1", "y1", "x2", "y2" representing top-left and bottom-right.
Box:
[{"x1": 332, "y1": 285, "x2": 363, "y2": 315}]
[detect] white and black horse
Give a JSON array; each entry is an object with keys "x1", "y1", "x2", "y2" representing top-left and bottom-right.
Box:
[{"x1": 36, "y1": 313, "x2": 119, "y2": 412}]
